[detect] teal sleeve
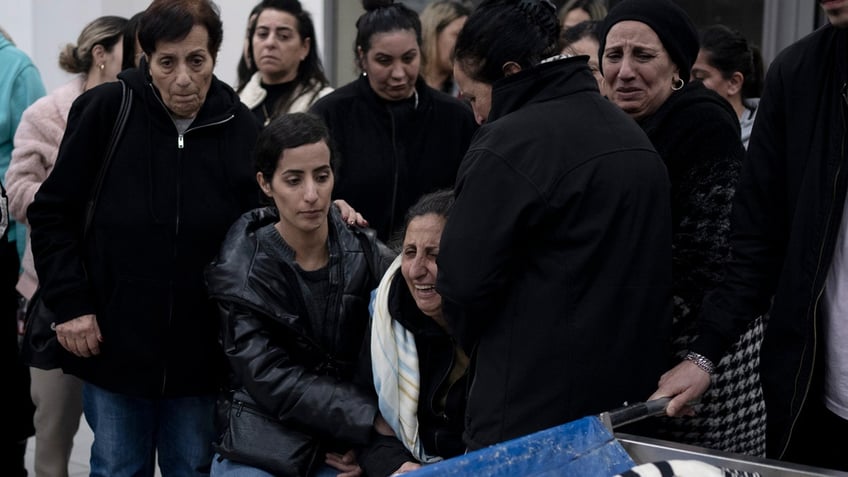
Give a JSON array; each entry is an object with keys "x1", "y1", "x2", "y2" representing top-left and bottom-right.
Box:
[{"x1": 6, "y1": 63, "x2": 45, "y2": 259}]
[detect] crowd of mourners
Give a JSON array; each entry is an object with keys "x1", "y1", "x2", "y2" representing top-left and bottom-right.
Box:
[{"x1": 3, "y1": 0, "x2": 847, "y2": 475}]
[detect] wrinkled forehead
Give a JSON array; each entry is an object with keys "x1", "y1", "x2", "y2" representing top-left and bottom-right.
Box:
[{"x1": 604, "y1": 21, "x2": 663, "y2": 51}]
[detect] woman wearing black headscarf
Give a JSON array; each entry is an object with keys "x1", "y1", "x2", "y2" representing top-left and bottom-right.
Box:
[{"x1": 598, "y1": 0, "x2": 763, "y2": 456}]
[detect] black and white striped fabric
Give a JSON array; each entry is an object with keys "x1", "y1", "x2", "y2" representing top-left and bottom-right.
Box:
[{"x1": 615, "y1": 459, "x2": 761, "y2": 477}]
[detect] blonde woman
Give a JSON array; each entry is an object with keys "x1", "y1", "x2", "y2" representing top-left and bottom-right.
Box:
[
  {"x1": 558, "y1": 0, "x2": 607, "y2": 28},
  {"x1": 5, "y1": 15, "x2": 127, "y2": 477},
  {"x1": 419, "y1": 0, "x2": 470, "y2": 96}
]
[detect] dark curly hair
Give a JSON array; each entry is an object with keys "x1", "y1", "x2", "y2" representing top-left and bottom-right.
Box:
[{"x1": 453, "y1": 0, "x2": 560, "y2": 83}]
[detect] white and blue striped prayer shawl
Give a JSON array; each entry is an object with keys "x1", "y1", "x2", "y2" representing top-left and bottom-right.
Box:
[{"x1": 370, "y1": 255, "x2": 442, "y2": 464}]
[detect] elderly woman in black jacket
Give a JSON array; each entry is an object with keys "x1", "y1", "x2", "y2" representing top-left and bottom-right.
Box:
[
  {"x1": 205, "y1": 113, "x2": 394, "y2": 477},
  {"x1": 598, "y1": 0, "x2": 762, "y2": 456},
  {"x1": 27, "y1": 1, "x2": 262, "y2": 474}
]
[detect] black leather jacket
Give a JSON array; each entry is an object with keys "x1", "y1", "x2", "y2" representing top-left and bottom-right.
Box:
[{"x1": 205, "y1": 206, "x2": 392, "y2": 449}]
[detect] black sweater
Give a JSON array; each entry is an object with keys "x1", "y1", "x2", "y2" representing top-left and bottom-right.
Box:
[{"x1": 310, "y1": 75, "x2": 476, "y2": 241}]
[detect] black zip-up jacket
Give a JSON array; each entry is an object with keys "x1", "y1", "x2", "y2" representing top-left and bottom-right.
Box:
[
  {"x1": 27, "y1": 65, "x2": 261, "y2": 398},
  {"x1": 204, "y1": 207, "x2": 392, "y2": 452},
  {"x1": 694, "y1": 23, "x2": 848, "y2": 458},
  {"x1": 436, "y1": 57, "x2": 673, "y2": 450},
  {"x1": 309, "y1": 75, "x2": 477, "y2": 241}
]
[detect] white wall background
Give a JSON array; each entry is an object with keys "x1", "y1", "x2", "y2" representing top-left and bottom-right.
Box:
[{"x1": 0, "y1": 0, "x2": 326, "y2": 92}]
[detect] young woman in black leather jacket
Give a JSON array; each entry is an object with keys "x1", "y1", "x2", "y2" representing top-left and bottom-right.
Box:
[{"x1": 205, "y1": 112, "x2": 394, "y2": 477}]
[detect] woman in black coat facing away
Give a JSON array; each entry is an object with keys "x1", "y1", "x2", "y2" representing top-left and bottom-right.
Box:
[{"x1": 435, "y1": 0, "x2": 673, "y2": 451}]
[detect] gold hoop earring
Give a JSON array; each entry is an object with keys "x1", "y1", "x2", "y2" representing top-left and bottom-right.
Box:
[{"x1": 672, "y1": 77, "x2": 684, "y2": 91}]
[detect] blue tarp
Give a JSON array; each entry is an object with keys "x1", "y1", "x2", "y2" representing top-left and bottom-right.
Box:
[{"x1": 407, "y1": 416, "x2": 635, "y2": 476}]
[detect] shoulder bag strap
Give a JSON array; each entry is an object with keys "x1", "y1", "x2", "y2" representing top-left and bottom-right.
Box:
[
  {"x1": 354, "y1": 228, "x2": 379, "y2": 287},
  {"x1": 83, "y1": 79, "x2": 133, "y2": 239}
]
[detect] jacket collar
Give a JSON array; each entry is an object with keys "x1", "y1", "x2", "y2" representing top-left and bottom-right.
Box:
[
  {"x1": 239, "y1": 72, "x2": 267, "y2": 109},
  {"x1": 354, "y1": 74, "x2": 432, "y2": 110},
  {"x1": 205, "y1": 205, "x2": 348, "y2": 304},
  {"x1": 638, "y1": 80, "x2": 737, "y2": 136},
  {"x1": 488, "y1": 55, "x2": 599, "y2": 122},
  {"x1": 119, "y1": 56, "x2": 241, "y2": 128},
  {"x1": 239, "y1": 71, "x2": 328, "y2": 112}
]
